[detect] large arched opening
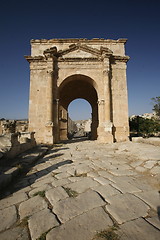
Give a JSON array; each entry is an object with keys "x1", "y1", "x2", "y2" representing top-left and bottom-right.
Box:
[{"x1": 58, "y1": 74, "x2": 98, "y2": 141}]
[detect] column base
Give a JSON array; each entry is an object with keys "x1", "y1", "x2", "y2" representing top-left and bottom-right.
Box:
[
  {"x1": 113, "y1": 126, "x2": 129, "y2": 142},
  {"x1": 59, "y1": 128, "x2": 68, "y2": 141},
  {"x1": 45, "y1": 122, "x2": 54, "y2": 144},
  {"x1": 97, "y1": 122, "x2": 113, "y2": 143}
]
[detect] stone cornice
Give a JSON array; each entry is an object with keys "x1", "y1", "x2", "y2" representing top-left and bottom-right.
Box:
[
  {"x1": 24, "y1": 56, "x2": 45, "y2": 63},
  {"x1": 112, "y1": 55, "x2": 130, "y2": 63},
  {"x1": 58, "y1": 44, "x2": 102, "y2": 57},
  {"x1": 30, "y1": 38, "x2": 128, "y2": 44},
  {"x1": 58, "y1": 57, "x2": 102, "y2": 62}
]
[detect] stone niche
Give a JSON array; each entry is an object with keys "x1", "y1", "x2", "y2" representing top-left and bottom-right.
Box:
[{"x1": 25, "y1": 38, "x2": 130, "y2": 144}]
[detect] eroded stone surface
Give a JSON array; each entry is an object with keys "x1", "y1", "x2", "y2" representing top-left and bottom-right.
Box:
[
  {"x1": 0, "y1": 205, "x2": 17, "y2": 232},
  {"x1": 45, "y1": 186, "x2": 68, "y2": 206},
  {"x1": 134, "y1": 190, "x2": 160, "y2": 211},
  {"x1": 28, "y1": 208, "x2": 59, "y2": 240},
  {"x1": 28, "y1": 183, "x2": 51, "y2": 197},
  {"x1": 0, "y1": 226, "x2": 29, "y2": 240},
  {"x1": 118, "y1": 218, "x2": 160, "y2": 240},
  {"x1": 110, "y1": 178, "x2": 141, "y2": 193},
  {"x1": 0, "y1": 192, "x2": 28, "y2": 210},
  {"x1": 92, "y1": 184, "x2": 121, "y2": 201},
  {"x1": 145, "y1": 216, "x2": 160, "y2": 230},
  {"x1": 105, "y1": 193, "x2": 149, "y2": 224},
  {"x1": 64, "y1": 177, "x2": 99, "y2": 193},
  {"x1": 52, "y1": 190, "x2": 105, "y2": 223},
  {"x1": 46, "y1": 207, "x2": 113, "y2": 240},
  {"x1": 19, "y1": 195, "x2": 48, "y2": 220}
]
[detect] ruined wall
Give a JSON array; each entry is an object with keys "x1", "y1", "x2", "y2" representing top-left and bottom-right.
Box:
[
  {"x1": 0, "y1": 132, "x2": 36, "y2": 159},
  {"x1": 0, "y1": 120, "x2": 28, "y2": 135}
]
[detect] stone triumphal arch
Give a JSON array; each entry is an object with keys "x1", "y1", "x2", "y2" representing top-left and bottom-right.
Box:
[{"x1": 25, "y1": 38, "x2": 130, "y2": 144}]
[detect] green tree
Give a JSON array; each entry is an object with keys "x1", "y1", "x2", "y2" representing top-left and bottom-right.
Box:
[
  {"x1": 151, "y1": 97, "x2": 160, "y2": 118},
  {"x1": 129, "y1": 116, "x2": 160, "y2": 137}
]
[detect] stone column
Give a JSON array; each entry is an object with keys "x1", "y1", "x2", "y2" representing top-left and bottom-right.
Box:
[
  {"x1": 111, "y1": 56, "x2": 130, "y2": 142},
  {"x1": 45, "y1": 67, "x2": 54, "y2": 144},
  {"x1": 53, "y1": 98, "x2": 60, "y2": 143},
  {"x1": 97, "y1": 55, "x2": 113, "y2": 143}
]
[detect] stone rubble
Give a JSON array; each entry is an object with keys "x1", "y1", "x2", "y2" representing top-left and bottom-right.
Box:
[{"x1": 0, "y1": 140, "x2": 159, "y2": 240}]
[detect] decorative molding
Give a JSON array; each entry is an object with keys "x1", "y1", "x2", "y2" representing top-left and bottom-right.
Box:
[
  {"x1": 45, "y1": 121, "x2": 54, "y2": 127},
  {"x1": 30, "y1": 38, "x2": 128, "y2": 44},
  {"x1": 24, "y1": 56, "x2": 45, "y2": 63},
  {"x1": 43, "y1": 47, "x2": 58, "y2": 59},
  {"x1": 112, "y1": 55, "x2": 130, "y2": 63},
  {"x1": 58, "y1": 57, "x2": 102, "y2": 62},
  {"x1": 98, "y1": 99, "x2": 105, "y2": 105},
  {"x1": 58, "y1": 44, "x2": 101, "y2": 57},
  {"x1": 57, "y1": 44, "x2": 113, "y2": 58}
]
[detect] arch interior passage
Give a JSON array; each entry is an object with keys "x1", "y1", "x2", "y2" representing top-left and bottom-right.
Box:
[{"x1": 59, "y1": 75, "x2": 98, "y2": 141}]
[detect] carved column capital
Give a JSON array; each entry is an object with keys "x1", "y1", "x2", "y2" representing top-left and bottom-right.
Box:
[
  {"x1": 45, "y1": 121, "x2": 54, "y2": 127},
  {"x1": 98, "y1": 99, "x2": 105, "y2": 105},
  {"x1": 103, "y1": 69, "x2": 110, "y2": 75},
  {"x1": 53, "y1": 98, "x2": 59, "y2": 104},
  {"x1": 44, "y1": 47, "x2": 58, "y2": 60}
]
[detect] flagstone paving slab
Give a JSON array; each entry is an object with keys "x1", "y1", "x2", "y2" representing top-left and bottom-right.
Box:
[
  {"x1": 0, "y1": 226, "x2": 29, "y2": 240},
  {"x1": 145, "y1": 216, "x2": 160, "y2": 230},
  {"x1": 46, "y1": 207, "x2": 113, "y2": 240},
  {"x1": 45, "y1": 186, "x2": 69, "y2": 206},
  {"x1": 64, "y1": 177, "x2": 100, "y2": 193},
  {"x1": 28, "y1": 208, "x2": 59, "y2": 240},
  {"x1": 118, "y1": 218, "x2": 160, "y2": 240},
  {"x1": 28, "y1": 183, "x2": 52, "y2": 197},
  {"x1": 0, "y1": 205, "x2": 17, "y2": 232},
  {"x1": 105, "y1": 193, "x2": 149, "y2": 224},
  {"x1": 0, "y1": 192, "x2": 28, "y2": 210},
  {"x1": 19, "y1": 195, "x2": 48, "y2": 220},
  {"x1": 52, "y1": 190, "x2": 105, "y2": 223},
  {"x1": 51, "y1": 178, "x2": 71, "y2": 187},
  {"x1": 134, "y1": 190, "x2": 160, "y2": 211},
  {"x1": 110, "y1": 178, "x2": 141, "y2": 193},
  {"x1": 92, "y1": 184, "x2": 121, "y2": 201}
]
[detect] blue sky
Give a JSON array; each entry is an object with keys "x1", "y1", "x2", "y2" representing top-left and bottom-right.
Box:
[{"x1": 0, "y1": 0, "x2": 160, "y2": 120}]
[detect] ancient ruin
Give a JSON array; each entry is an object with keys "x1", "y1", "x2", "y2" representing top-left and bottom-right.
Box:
[{"x1": 25, "y1": 38, "x2": 130, "y2": 144}]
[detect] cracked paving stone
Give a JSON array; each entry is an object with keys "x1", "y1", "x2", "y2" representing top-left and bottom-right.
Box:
[
  {"x1": 46, "y1": 207, "x2": 113, "y2": 240},
  {"x1": 0, "y1": 205, "x2": 17, "y2": 232},
  {"x1": 108, "y1": 168, "x2": 137, "y2": 176},
  {"x1": 52, "y1": 190, "x2": 105, "y2": 223},
  {"x1": 92, "y1": 184, "x2": 121, "y2": 201},
  {"x1": 28, "y1": 183, "x2": 52, "y2": 197},
  {"x1": 110, "y1": 178, "x2": 141, "y2": 193},
  {"x1": 28, "y1": 208, "x2": 59, "y2": 240},
  {"x1": 105, "y1": 193, "x2": 149, "y2": 224},
  {"x1": 64, "y1": 177, "x2": 99, "y2": 193},
  {"x1": 0, "y1": 226, "x2": 29, "y2": 240},
  {"x1": 145, "y1": 215, "x2": 160, "y2": 230},
  {"x1": 51, "y1": 178, "x2": 71, "y2": 187},
  {"x1": 19, "y1": 195, "x2": 48, "y2": 220},
  {"x1": 30, "y1": 176, "x2": 55, "y2": 188},
  {"x1": 45, "y1": 186, "x2": 68, "y2": 206},
  {"x1": 0, "y1": 192, "x2": 28, "y2": 210},
  {"x1": 134, "y1": 190, "x2": 160, "y2": 211},
  {"x1": 118, "y1": 218, "x2": 160, "y2": 240}
]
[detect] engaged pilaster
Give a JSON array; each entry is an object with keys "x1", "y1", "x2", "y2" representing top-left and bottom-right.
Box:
[{"x1": 97, "y1": 53, "x2": 113, "y2": 143}]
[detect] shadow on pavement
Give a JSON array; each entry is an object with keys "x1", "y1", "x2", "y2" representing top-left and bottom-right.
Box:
[{"x1": 0, "y1": 146, "x2": 72, "y2": 199}]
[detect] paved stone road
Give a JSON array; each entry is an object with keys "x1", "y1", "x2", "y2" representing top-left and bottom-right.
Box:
[{"x1": 0, "y1": 139, "x2": 160, "y2": 240}]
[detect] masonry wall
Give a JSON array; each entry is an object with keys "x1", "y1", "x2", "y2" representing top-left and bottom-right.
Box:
[{"x1": 111, "y1": 61, "x2": 129, "y2": 141}]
